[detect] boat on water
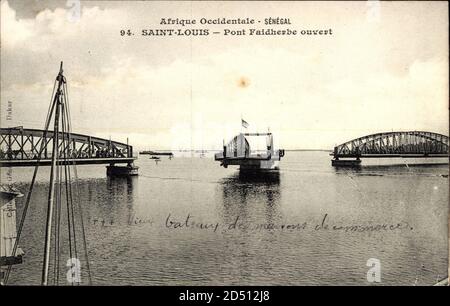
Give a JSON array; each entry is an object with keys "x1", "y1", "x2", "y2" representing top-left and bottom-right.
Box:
[
  {"x1": 214, "y1": 132, "x2": 285, "y2": 172},
  {"x1": 194, "y1": 149, "x2": 207, "y2": 158},
  {"x1": 139, "y1": 150, "x2": 173, "y2": 156}
]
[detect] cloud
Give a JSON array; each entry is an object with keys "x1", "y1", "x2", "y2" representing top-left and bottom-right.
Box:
[
  {"x1": 1, "y1": 0, "x2": 33, "y2": 47},
  {"x1": 1, "y1": 1, "x2": 123, "y2": 49}
]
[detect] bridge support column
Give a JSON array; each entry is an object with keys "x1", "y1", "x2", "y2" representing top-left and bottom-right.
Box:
[
  {"x1": 106, "y1": 163, "x2": 139, "y2": 177},
  {"x1": 331, "y1": 158, "x2": 361, "y2": 167}
]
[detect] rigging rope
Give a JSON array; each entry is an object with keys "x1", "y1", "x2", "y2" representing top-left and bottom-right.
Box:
[
  {"x1": 52, "y1": 152, "x2": 61, "y2": 285},
  {"x1": 63, "y1": 81, "x2": 92, "y2": 285},
  {"x1": 61, "y1": 104, "x2": 74, "y2": 285},
  {"x1": 56, "y1": 159, "x2": 62, "y2": 285}
]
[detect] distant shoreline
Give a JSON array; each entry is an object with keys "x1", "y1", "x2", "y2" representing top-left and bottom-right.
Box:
[
  {"x1": 137, "y1": 149, "x2": 332, "y2": 152},
  {"x1": 284, "y1": 149, "x2": 331, "y2": 152}
]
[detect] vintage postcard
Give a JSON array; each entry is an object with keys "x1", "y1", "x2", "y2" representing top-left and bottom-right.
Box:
[{"x1": 0, "y1": 0, "x2": 448, "y2": 292}]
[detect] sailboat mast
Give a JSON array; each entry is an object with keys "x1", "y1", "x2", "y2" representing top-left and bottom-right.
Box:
[{"x1": 42, "y1": 62, "x2": 65, "y2": 285}]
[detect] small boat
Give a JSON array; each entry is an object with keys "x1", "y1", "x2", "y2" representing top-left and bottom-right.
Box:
[
  {"x1": 140, "y1": 150, "x2": 173, "y2": 156},
  {"x1": 149, "y1": 156, "x2": 161, "y2": 160},
  {"x1": 214, "y1": 132, "x2": 285, "y2": 172},
  {"x1": 196, "y1": 150, "x2": 207, "y2": 158}
]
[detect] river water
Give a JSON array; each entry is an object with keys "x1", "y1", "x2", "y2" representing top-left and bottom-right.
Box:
[{"x1": 2, "y1": 151, "x2": 448, "y2": 285}]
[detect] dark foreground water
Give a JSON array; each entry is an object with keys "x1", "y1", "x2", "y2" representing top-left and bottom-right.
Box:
[{"x1": 2, "y1": 151, "x2": 448, "y2": 285}]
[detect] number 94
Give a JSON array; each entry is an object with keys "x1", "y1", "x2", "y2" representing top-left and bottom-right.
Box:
[{"x1": 120, "y1": 29, "x2": 133, "y2": 36}]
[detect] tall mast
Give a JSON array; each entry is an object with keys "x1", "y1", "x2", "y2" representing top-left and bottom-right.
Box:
[{"x1": 42, "y1": 62, "x2": 65, "y2": 285}]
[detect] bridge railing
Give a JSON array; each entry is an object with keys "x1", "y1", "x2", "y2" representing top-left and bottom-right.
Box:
[{"x1": 0, "y1": 128, "x2": 133, "y2": 161}]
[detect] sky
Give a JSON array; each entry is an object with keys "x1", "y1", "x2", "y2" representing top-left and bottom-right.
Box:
[{"x1": 1, "y1": 0, "x2": 448, "y2": 150}]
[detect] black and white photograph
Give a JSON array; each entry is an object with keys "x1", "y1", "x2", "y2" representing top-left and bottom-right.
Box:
[{"x1": 0, "y1": 0, "x2": 448, "y2": 290}]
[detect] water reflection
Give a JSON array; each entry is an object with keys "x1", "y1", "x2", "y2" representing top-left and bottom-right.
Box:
[
  {"x1": 218, "y1": 171, "x2": 282, "y2": 227},
  {"x1": 333, "y1": 163, "x2": 449, "y2": 176},
  {"x1": 107, "y1": 175, "x2": 136, "y2": 195},
  {"x1": 236, "y1": 170, "x2": 281, "y2": 184},
  {"x1": 84, "y1": 176, "x2": 138, "y2": 228}
]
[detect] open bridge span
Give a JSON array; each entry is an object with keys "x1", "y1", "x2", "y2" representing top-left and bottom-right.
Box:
[
  {"x1": 0, "y1": 127, "x2": 135, "y2": 168},
  {"x1": 331, "y1": 131, "x2": 449, "y2": 166}
]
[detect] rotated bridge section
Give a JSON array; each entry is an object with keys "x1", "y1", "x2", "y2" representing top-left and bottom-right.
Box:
[
  {"x1": 0, "y1": 127, "x2": 135, "y2": 167},
  {"x1": 332, "y1": 131, "x2": 449, "y2": 166}
]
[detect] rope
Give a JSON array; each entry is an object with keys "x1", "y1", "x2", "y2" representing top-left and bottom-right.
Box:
[
  {"x1": 52, "y1": 151, "x2": 61, "y2": 285},
  {"x1": 56, "y1": 160, "x2": 62, "y2": 285},
  {"x1": 63, "y1": 82, "x2": 91, "y2": 285},
  {"x1": 61, "y1": 101, "x2": 75, "y2": 286}
]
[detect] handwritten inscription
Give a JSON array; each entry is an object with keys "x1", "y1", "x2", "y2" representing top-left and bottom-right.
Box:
[
  {"x1": 88, "y1": 213, "x2": 413, "y2": 234},
  {"x1": 166, "y1": 213, "x2": 220, "y2": 232},
  {"x1": 164, "y1": 213, "x2": 413, "y2": 233}
]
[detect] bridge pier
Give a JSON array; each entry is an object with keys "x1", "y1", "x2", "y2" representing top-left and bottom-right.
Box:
[
  {"x1": 106, "y1": 163, "x2": 139, "y2": 177},
  {"x1": 331, "y1": 158, "x2": 361, "y2": 167}
]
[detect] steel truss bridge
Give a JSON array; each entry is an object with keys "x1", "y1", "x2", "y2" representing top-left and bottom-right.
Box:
[
  {"x1": 332, "y1": 131, "x2": 449, "y2": 160},
  {"x1": 0, "y1": 127, "x2": 135, "y2": 167}
]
